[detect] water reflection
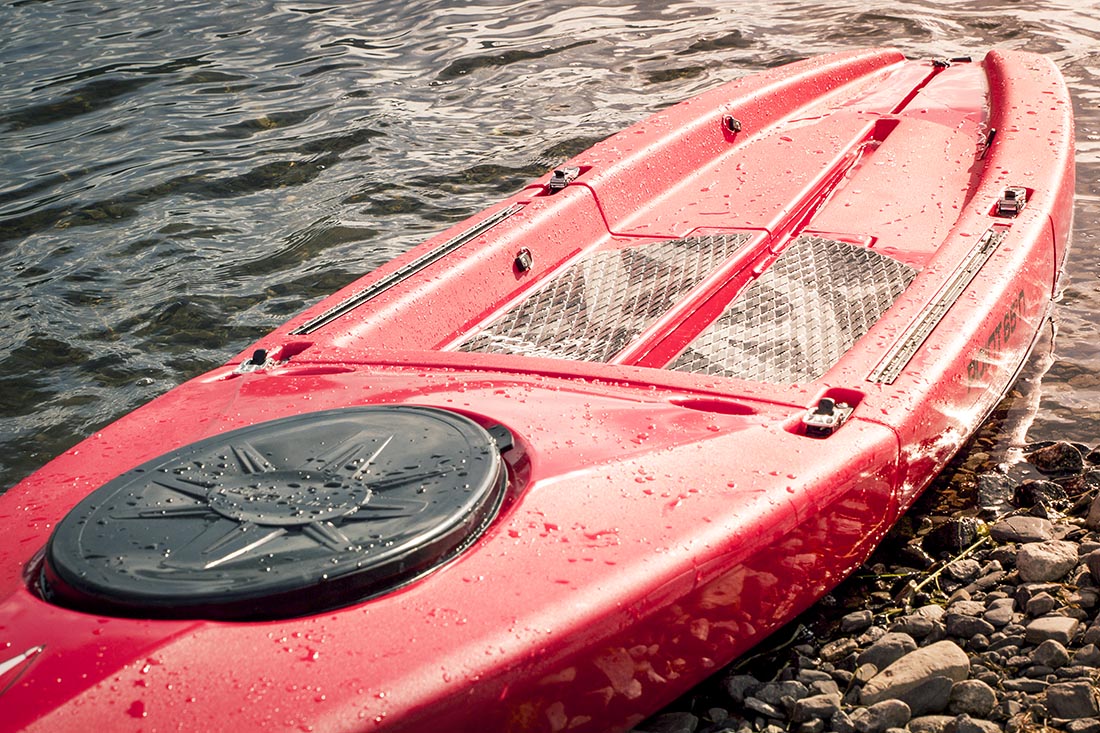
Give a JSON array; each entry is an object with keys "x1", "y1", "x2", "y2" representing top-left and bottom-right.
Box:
[{"x1": 1, "y1": 1, "x2": 1097, "y2": 495}]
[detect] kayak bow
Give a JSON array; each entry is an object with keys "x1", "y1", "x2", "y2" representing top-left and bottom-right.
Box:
[{"x1": 0, "y1": 48, "x2": 1074, "y2": 732}]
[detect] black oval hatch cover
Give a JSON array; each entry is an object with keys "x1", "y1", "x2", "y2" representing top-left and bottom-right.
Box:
[{"x1": 41, "y1": 406, "x2": 509, "y2": 620}]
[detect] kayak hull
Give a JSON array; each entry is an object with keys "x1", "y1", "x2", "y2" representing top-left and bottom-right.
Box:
[{"x1": 0, "y1": 47, "x2": 1074, "y2": 731}]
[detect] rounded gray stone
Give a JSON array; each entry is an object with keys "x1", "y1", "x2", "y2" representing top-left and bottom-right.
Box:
[
  {"x1": 949, "y1": 680, "x2": 997, "y2": 717},
  {"x1": 723, "y1": 674, "x2": 759, "y2": 704},
  {"x1": 855, "y1": 700, "x2": 911, "y2": 733},
  {"x1": 1075, "y1": 643, "x2": 1100, "y2": 666},
  {"x1": 983, "y1": 600, "x2": 1016, "y2": 628},
  {"x1": 1026, "y1": 615, "x2": 1081, "y2": 645},
  {"x1": 990, "y1": 516, "x2": 1053, "y2": 543},
  {"x1": 947, "y1": 600, "x2": 986, "y2": 617},
  {"x1": 858, "y1": 633, "x2": 917, "y2": 674},
  {"x1": 842, "y1": 610, "x2": 875, "y2": 633},
  {"x1": 861, "y1": 640, "x2": 970, "y2": 710},
  {"x1": 946, "y1": 614, "x2": 996, "y2": 638},
  {"x1": 744, "y1": 696, "x2": 783, "y2": 719},
  {"x1": 1025, "y1": 591, "x2": 1058, "y2": 617},
  {"x1": 1045, "y1": 680, "x2": 1100, "y2": 719},
  {"x1": 1016, "y1": 541, "x2": 1079, "y2": 583},
  {"x1": 791, "y1": 693, "x2": 842, "y2": 723},
  {"x1": 891, "y1": 614, "x2": 937, "y2": 638},
  {"x1": 1030, "y1": 639, "x2": 1070, "y2": 668}
]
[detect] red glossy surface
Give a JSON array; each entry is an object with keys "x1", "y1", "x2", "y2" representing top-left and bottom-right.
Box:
[{"x1": 0, "y1": 48, "x2": 1074, "y2": 731}]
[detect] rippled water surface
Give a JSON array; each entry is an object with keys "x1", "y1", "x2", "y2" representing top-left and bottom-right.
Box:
[{"x1": 2, "y1": 0, "x2": 1098, "y2": 490}]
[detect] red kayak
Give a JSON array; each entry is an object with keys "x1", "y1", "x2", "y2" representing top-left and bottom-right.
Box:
[{"x1": 0, "y1": 48, "x2": 1074, "y2": 731}]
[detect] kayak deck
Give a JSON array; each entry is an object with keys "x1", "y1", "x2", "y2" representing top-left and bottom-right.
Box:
[{"x1": 0, "y1": 48, "x2": 1075, "y2": 732}]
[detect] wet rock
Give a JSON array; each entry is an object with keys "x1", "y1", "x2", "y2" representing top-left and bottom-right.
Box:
[
  {"x1": 1013, "y1": 480, "x2": 1070, "y2": 512},
  {"x1": 1056, "y1": 665, "x2": 1095, "y2": 680},
  {"x1": 1045, "y1": 680, "x2": 1100, "y2": 719},
  {"x1": 995, "y1": 699, "x2": 1025, "y2": 722},
  {"x1": 988, "y1": 547, "x2": 1018, "y2": 570},
  {"x1": 897, "y1": 544, "x2": 937, "y2": 570},
  {"x1": 638, "y1": 711, "x2": 699, "y2": 733},
  {"x1": 978, "y1": 473, "x2": 1018, "y2": 515},
  {"x1": 1026, "y1": 615, "x2": 1080, "y2": 645},
  {"x1": 946, "y1": 589, "x2": 972, "y2": 605},
  {"x1": 790, "y1": 692, "x2": 841, "y2": 723},
  {"x1": 924, "y1": 518, "x2": 986, "y2": 556},
  {"x1": 862, "y1": 640, "x2": 969, "y2": 713},
  {"x1": 965, "y1": 569, "x2": 1005, "y2": 594},
  {"x1": 851, "y1": 700, "x2": 911, "y2": 733},
  {"x1": 797, "y1": 669, "x2": 832, "y2": 684},
  {"x1": 990, "y1": 516, "x2": 1053, "y2": 543},
  {"x1": 949, "y1": 679, "x2": 997, "y2": 718},
  {"x1": 1023, "y1": 661, "x2": 1054, "y2": 677},
  {"x1": 1030, "y1": 639, "x2": 1070, "y2": 668},
  {"x1": 1016, "y1": 540, "x2": 1078, "y2": 582},
  {"x1": 1028, "y1": 442, "x2": 1084, "y2": 474},
  {"x1": 857, "y1": 632, "x2": 917, "y2": 672}
]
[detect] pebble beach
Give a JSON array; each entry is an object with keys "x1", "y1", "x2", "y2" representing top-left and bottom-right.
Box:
[{"x1": 634, "y1": 437, "x2": 1100, "y2": 733}]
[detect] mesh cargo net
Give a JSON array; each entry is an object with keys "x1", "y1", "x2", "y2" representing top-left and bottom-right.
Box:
[
  {"x1": 669, "y1": 235, "x2": 917, "y2": 383},
  {"x1": 458, "y1": 233, "x2": 751, "y2": 362}
]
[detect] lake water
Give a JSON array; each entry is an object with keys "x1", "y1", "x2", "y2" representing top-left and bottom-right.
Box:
[{"x1": 2, "y1": 1, "x2": 1098, "y2": 492}]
